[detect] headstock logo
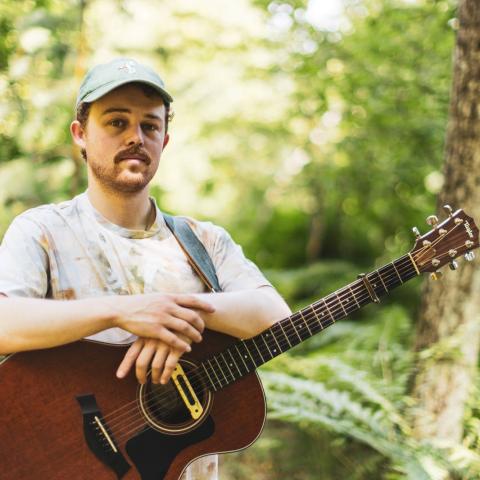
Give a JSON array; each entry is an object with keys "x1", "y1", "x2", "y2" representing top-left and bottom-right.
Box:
[{"x1": 465, "y1": 221, "x2": 474, "y2": 239}]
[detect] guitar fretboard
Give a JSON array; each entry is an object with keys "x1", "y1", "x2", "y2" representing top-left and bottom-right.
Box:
[{"x1": 198, "y1": 254, "x2": 418, "y2": 392}]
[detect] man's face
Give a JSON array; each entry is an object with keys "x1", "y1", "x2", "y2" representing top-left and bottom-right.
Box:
[{"x1": 73, "y1": 83, "x2": 169, "y2": 194}]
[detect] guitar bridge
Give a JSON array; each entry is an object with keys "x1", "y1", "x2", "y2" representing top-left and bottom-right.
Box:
[{"x1": 76, "y1": 393, "x2": 131, "y2": 478}]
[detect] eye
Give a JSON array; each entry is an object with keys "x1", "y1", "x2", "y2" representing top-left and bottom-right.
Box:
[
  {"x1": 109, "y1": 119, "x2": 126, "y2": 128},
  {"x1": 142, "y1": 123, "x2": 159, "y2": 132}
]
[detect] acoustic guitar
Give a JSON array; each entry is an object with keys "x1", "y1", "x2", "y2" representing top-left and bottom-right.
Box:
[{"x1": 0, "y1": 206, "x2": 478, "y2": 480}]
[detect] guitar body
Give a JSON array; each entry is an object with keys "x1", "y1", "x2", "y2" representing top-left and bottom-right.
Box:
[{"x1": 0, "y1": 330, "x2": 266, "y2": 480}]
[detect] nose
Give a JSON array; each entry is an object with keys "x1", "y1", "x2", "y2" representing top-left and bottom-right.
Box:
[{"x1": 125, "y1": 122, "x2": 144, "y2": 146}]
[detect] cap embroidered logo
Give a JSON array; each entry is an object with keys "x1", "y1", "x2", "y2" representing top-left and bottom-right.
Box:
[{"x1": 118, "y1": 61, "x2": 136, "y2": 74}]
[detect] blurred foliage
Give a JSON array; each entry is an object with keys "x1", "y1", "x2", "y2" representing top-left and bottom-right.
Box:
[{"x1": 2, "y1": 0, "x2": 479, "y2": 478}]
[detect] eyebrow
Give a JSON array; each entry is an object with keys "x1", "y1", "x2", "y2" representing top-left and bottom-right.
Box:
[{"x1": 101, "y1": 107, "x2": 162, "y2": 121}]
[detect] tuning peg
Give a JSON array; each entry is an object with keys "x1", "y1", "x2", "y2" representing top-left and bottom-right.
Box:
[
  {"x1": 443, "y1": 205, "x2": 453, "y2": 217},
  {"x1": 449, "y1": 260, "x2": 458, "y2": 270},
  {"x1": 426, "y1": 215, "x2": 439, "y2": 227},
  {"x1": 465, "y1": 251, "x2": 476, "y2": 262},
  {"x1": 430, "y1": 271, "x2": 443, "y2": 280},
  {"x1": 412, "y1": 227, "x2": 421, "y2": 239}
]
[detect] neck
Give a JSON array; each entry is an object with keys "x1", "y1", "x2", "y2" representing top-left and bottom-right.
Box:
[
  {"x1": 198, "y1": 254, "x2": 419, "y2": 392},
  {"x1": 87, "y1": 181, "x2": 154, "y2": 231}
]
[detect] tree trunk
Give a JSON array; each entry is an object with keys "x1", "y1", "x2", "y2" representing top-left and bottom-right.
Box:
[{"x1": 410, "y1": 0, "x2": 480, "y2": 445}]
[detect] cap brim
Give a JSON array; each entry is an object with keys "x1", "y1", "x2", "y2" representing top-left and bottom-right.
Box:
[{"x1": 78, "y1": 77, "x2": 173, "y2": 106}]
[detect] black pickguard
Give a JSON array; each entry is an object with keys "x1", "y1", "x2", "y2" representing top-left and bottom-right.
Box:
[{"x1": 125, "y1": 417, "x2": 215, "y2": 480}]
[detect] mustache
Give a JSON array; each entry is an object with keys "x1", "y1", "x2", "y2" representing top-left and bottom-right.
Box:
[{"x1": 114, "y1": 146, "x2": 152, "y2": 164}]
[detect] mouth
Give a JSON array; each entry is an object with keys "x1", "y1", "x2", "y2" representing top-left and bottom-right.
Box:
[{"x1": 115, "y1": 153, "x2": 151, "y2": 164}]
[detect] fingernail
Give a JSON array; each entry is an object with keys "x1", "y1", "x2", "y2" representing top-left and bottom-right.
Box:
[{"x1": 186, "y1": 345, "x2": 192, "y2": 352}]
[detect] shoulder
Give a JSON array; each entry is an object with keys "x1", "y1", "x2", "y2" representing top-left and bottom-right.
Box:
[
  {"x1": 11, "y1": 196, "x2": 81, "y2": 231},
  {"x1": 173, "y1": 215, "x2": 232, "y2": 251}
]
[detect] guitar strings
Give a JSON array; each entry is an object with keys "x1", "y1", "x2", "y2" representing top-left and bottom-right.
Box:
[
  {"x1": 109, "y1": 259, "x2": 418, "y2": 446},
  {"x1": 49, "y1": 238, "x2": 463, "y2": 466},
  {"x1": 103, "y1": 255, "x2": 417, "y2": 434},
  {"x1": 102, "y1": 255, "x2": 413, "y2": 431},
  {"x1": 101, "y1": 233, "x2": 467, "y2": 444},
  {"x1": 105, "y1": 255, "x2": 419, "y2": 442}
]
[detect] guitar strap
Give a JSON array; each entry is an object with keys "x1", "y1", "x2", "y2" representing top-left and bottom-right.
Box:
[{"x1": 163, "y1": 214, "x2": 222, "y2": 293}]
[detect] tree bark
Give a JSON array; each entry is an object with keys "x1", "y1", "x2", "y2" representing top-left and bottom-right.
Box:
[{"x1": 410, "y1": 0, "x2": 480, "y2": 444}]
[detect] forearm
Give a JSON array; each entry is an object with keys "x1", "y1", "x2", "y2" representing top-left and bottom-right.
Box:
[
  {"x1": 195, "y1": 286, "x2": 291, "y2": 339},
  {"x1": 0, "y1": 296, "x2": 115, "y2": 354}
]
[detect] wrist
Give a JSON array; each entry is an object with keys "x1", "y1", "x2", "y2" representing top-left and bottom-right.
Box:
[{"x1": 87, "y1": 296, "x2": 122, "y2": 330}]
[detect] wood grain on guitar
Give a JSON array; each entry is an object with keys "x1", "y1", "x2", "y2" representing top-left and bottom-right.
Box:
[{"x1": 0, "y1": 207, "x2": 478, "y2": 480}]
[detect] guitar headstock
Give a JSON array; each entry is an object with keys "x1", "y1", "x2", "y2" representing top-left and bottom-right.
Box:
[{"x1": 410, "y1": 205, "x2": 479, "y2": 277}]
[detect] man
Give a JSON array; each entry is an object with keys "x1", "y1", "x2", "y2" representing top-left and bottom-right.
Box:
[{"x1": 0, "y1": 58, "x2": 291, "y2": 479}]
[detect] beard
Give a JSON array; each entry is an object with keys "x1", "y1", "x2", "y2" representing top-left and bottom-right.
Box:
[{"x1": 86, "y1": 146, "x2": 157, "y2": 194}]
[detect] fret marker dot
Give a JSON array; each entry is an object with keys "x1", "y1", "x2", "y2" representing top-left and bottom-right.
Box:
[
  {"x1": 244, "y1": 355, "x2": 248, "y2": 358},
  {"x1": 274, "y1": 349, "x2": 277, "y2": 352}
]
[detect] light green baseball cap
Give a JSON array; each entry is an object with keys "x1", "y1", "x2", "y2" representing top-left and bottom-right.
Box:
[{"x1": 75, "y1": 57, "x2": 173, "y2": 108}]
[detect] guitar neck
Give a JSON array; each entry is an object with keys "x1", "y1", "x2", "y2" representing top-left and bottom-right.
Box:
[{"x1": 199, "y1": 254, "x2": 419, "y2": 391}]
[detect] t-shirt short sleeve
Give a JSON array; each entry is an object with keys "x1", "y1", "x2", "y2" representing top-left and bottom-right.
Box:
[
  {"x1": 188, "y1": 219, "x2": 271, "y2": 292},
  {"x1": 0, "y1": 214, "x2": 49, "y2": 298}
]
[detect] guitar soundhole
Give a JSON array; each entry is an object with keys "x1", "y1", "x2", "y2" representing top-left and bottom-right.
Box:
[{"x1": 138, "y1": 359, "x2": 213, "y2": 435}]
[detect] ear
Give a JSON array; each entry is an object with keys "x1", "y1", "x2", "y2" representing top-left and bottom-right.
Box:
[
  {"x1": 70, "y1": 120, "x2": 87, "y2": 150},
  {"x1": 162, "y1": 133, "x2": 170, "y2": 149}
]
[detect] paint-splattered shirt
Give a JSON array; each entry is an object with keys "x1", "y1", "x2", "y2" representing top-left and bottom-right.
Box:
[{"x1": 0, "y1": 191, "x2": 271, "y2": 479}]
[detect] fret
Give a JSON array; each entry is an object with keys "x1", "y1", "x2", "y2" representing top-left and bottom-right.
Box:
[
  {"x1": 277, "y1": 321, "x2": 293, "y2": 348},
  {"x1": 324, "y1": 296, "x2": 341, "y2": 322},
  {"x1": 220, "y1": 352, "x2": 235, "y2": 382},
  {"x1": 213, "y1": 356, "x2": 229, "y2": 385},
  {"x1": 378, "y1": 263, "x2": 401, "y2": 291},
  {"x1": 234, "y1": 344, "x2": 250, "y2": 373},
  {"x1": 290, "y1": 314, "x2": 311, "y2": 341},
  {"x1": 288, "y1": 316, "x2": 303, "y2": 342},
  {"x1": 251, "y1": 336, "x2": 268, "y2": 363},
  {"x1": 242, "y1": 338, "x2": 265, "y2": 367},
  {"x1": 366, "y1": 271, "x2": 387, "y2": 297},
  {"x1": 299, "y1": 310, "x2": 312, "y2": 336},
  {"x1": 395, "y1": 256, "x2": 417, "y2": 282},
  {"x1": 336, "y1": 292, "x2": 348, "y2": 316},
  {"x1": 201, "y1": 362, "x2": 218, "y2": 391},
  {"x1": 348, "y1": 285, "x2": 361, "y2": 309},
  {"x1": 226, "y1": 348, "x2": 243, "y2": 377},
  {"x1": 308, "y1": 304, "x2": 325, "y2": 330},
  {"x1": 237, "y1": 341, "x2": 258, "y2": 370},
  {"x1": 207, "y1": 359, "x2": 224, "y2": 387},
  {"x1": 391, "y1": 262, "x2": 403, "y2": 284},
  {"x1": 263, "y1": 330, "x2": 281, "y2": 356},
  {"x1": 321, "y1": 298, "x2": 335, "y2": 323},
  {"x1": 375, "y1": 268, "x2": 389, "y2": 292},
  {"x1": 341, "y1": 287, "x2": 358, "y2": 313}
]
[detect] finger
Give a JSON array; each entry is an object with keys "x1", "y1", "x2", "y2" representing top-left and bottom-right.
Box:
[
  {"x1": 167, "y1": 312, "x2": 203, "y2": 343},
  {"x1": 170, "y1": 305, "x2": 205, "y2": 334},
  {"x1": 155, "y1": 327, "x2": 192, "y2": 352},
  {"x1": 116, "y1": 339, "x2": 144, "y2": 379},
  {"x1": 160, "y1": 350, "x2": 182, "y2": 384},
  {"x1": 173, "y1": 295, "x2": 215, "y2": 314},
  {"x1": 135, "y1": 340, "x2": 157, "y2": 385},
  {"x1": 150, "y1": 344, "x2": 169, "y2": 384}
]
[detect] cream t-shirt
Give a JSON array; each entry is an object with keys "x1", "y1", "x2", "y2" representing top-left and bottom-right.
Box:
[{"x1": 0, "y1": 191, "x2": 271, "y2": 479}]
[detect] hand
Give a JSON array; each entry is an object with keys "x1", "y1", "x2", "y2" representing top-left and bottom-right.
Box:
[
  {"x1": 113, "y1": 293, "x2": 214, "y2": 352},
  {"x1": 116, "y1": 336, "x2": 188, "y2": 385}
]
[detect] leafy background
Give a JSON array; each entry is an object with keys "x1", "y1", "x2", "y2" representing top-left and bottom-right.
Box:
[{"x1": 2, "y1": 0, "x2": 479, "y2": 478}]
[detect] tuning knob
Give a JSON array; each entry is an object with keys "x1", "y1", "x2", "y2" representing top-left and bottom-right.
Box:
[
  {"x1": 465, "y1": 251, "x2": 476, "y2": 262},
  {"x1": 443, "y1": 205, "x2": 453, "y2": 217},
  {"x1": 449, "y1": 260, "x2": 458, "y2": 270},
  {"x1": 430, "y1": 271, "x2": 443, "y2": 280},
  {"x1": 412, "y1": 227, "x2": 421, "y2": 239},
  {"x1": 426, "y1": 215, "x2": 439, "y2": 227}
]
